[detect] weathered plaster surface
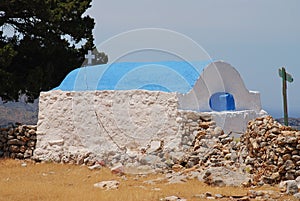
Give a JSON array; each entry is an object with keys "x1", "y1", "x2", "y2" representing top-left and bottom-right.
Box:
[{"x1": 35, "y1": 90, "x2": 186, "y2": 162}]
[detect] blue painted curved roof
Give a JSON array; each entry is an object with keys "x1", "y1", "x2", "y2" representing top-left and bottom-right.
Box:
[{"x1": 53, "y1": 60, "x2": 213, "y2": 93}]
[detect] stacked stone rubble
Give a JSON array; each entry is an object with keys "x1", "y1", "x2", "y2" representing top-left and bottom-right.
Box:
[
  {"x1": 175, "y1": 110, "x2": 239, "y2": 168},
  {"x1": 166, "y1": 114, "x2": 251, "y2": 187},
  {"x1": 240, "y1": 116, "x2": 300, "y2": 184},
  {"x1": 0, "y1": 124, "x2": 37, "y2": 159},
  {"x1": 176, "y1": 110, "x2": 214, "y2": 150},
  {"x1": 176, "y1": 118, "x2": 241, "y2": 170},
  {"x1": 176, "y1": 115, "x2": 300, "y2": 186}
]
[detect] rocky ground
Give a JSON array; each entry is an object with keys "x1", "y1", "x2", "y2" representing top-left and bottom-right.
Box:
[
  {"x1": 1, "y1": 115, "x2": 300, "y2": 200},
  {"x1": 88, "y1": 115, "x2": 300, "y2": 200},
  {"x1": 177, "y1": 115, "x2": 300, "y2": 199},
  {"x1": 0, "y1": 159, "x2": 298, "y2": 201}
]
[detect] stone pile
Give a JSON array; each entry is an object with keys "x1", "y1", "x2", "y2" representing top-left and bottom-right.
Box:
[
  {"x1": 240, "y1": 116, "x2": 300, "y2": 185},
  {"x1": 176, "y1": 110, "x2": 214, "y2": 152},
  {"x1": 177, "y1": 121, "x2": 240, "y2": 169},
  {"x1": 173, "y1": 115, "x2": 300, "y2": 187},
  {"x1": 166, "y1": 113, "x2": 251, "y2": 187},
  {"x1": 0, "y1": 124, "x2": 37, "y2": 159}
]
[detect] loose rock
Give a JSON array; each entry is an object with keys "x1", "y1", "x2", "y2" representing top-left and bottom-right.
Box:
[
  {"x1": 160, "y1": 196, "x2": 187, "y2": 201},
  {"x1": 94, "y1": 180, "x2": 119, "y2": 190}
]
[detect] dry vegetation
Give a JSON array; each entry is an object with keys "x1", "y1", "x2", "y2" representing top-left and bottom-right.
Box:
[{"x1": 0, "y1": 159, "x2": 297, "y2": 201}]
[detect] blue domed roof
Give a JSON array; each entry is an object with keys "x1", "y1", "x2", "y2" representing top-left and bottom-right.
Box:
[{"x1": 53, "y1": 60, "x2": 213, "y2": 93}]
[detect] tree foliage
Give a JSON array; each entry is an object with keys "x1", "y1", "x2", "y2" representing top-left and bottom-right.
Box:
[{"x1": 0, "y1": 0, "x2": 107, "y2": 102}]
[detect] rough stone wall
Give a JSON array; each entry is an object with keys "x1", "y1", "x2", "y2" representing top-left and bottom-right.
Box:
[
  {"x1": 240, "y1": 116, "x2": 300, "y2": 185},
  {"x1": 169, "y1": 116, "x2": 300, "y2": 187},
  {"x1": 176, "y1": 110, "x2": 216, "y2": 150},
  {"x1": 34, "y1": 90, "x2": 217, "y2": 166},
  {"x1": 0, "y1": 124, "x2": 37, "y2": 159}
]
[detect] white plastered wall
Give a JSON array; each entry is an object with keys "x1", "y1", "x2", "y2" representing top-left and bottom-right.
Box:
[
  {"x1": 35, "y1": 90, "x2": 184, "y2": 162},
  {"x1": 177, "y1": 61, "x2": 266, "y2": 134},
  {"x1": 178, "y1": 61, "x2": 262, "y2": 112}
]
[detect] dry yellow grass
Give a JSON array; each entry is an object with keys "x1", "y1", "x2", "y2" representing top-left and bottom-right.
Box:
[{"x1": 0, "y1": 159, "x2": 297, "y2": 201}]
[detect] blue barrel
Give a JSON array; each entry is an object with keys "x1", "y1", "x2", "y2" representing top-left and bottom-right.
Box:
[{"x1": 209, "y1": 92, "x2": 236, "y2": 111}]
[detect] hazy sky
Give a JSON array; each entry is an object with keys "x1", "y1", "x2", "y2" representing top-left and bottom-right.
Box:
[{"x1": 86, "y1": 0, "x2": 300, "y2": 117}]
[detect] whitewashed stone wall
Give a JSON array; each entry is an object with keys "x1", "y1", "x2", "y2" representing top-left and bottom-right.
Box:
[{"x1": 34, "y1": 90, "x2": 215, "y2": 165}]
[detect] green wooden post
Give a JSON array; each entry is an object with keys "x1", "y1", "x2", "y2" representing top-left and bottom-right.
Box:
[
  {"x1": 279, "y1": 67, "x2": 294, "y2": 126},
  {"x1": 282, "y1": 67, "x2": 288, "y2": 126}
]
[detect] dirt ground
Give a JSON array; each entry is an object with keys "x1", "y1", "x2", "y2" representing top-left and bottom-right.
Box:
[{"x1": 0, "y1": 159, "x2": 297, "y2": 201}]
